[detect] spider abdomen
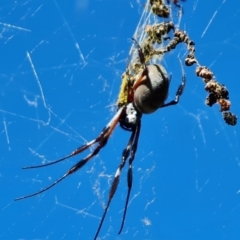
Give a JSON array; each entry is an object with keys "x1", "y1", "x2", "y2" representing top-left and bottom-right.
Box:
[{"x1": 134, "y1": 64, "x2": 169, "y2": 114}]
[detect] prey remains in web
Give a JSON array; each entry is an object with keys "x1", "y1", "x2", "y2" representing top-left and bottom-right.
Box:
[{"x1": 15, "y1": 1, "x2": 237, "y2": 240}]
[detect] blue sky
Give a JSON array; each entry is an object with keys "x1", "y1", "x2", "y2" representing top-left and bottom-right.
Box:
[{"x1": 1, "y1": 0, "x2": 240, "y2": 240}]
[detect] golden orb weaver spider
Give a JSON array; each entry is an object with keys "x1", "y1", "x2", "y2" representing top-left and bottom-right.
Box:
[
  {"x1": 15, "y1": 0, "x2": 237, "y2": 238},
  {"x1": 15, "y1": 39, "x2": 186, "y2": 239}
]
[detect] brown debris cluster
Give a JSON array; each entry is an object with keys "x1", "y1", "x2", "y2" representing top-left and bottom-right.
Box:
[{"x1": 144, "y1": 1, "x2": 237, "y2": 125}]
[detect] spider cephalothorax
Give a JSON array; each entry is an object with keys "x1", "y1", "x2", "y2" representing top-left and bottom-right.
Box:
[{"x1": 119, "y1": 103, "x2": 142, "y2": 131}]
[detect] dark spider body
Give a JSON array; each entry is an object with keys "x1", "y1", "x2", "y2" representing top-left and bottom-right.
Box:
[
  {"x1": 15, "y1": 40, "x2": 186, "y2": 240},
  {"x1": 134, "y1": 64, "x2": 170, "y2": 113},
  {"x1": 120, "y1": 64, "x2": 170, "y2": 130}
]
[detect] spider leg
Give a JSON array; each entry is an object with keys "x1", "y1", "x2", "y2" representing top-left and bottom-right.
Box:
[
  {"x1": 160, "y1": 73, "x2": 186, "y2": 108},
  {"x1": 131, "y1": 37, "x2": 146, "y2": 66},
  {"x1": 132, "y1": 71, "x2": 148, "y2": 91},
  {"x1": 23, "y1": 131, "x2": 108, "y2": 169},
  {"x1": 118, "y1": 121, "x2": 141, "y2": 234},
  {"x1": 23, "y1": 107, "x2": 126, "y2": 169},
  {"x1": 15, "y1": 107, "x2": 124, "y2": 201},
  {"x1": 94, "y1": 122, "x2": 141, "y2": 240},
  {"x1": 175, "y1": 3, "x2": 181, "y2": 8},
  {"x1": 131, "y1": 39, "x2": 149, "y2": 91},
  {"x1": 15, "y1": 161, "x2": 84, "y2": 200}
]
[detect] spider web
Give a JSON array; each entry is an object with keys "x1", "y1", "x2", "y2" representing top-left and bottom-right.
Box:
[{"x1": 1, "y1": 0, "x2": 240, "y2": 239}]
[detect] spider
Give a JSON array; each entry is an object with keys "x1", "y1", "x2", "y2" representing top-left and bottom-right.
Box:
[{"x1": 15, "y1": 40, "x2": 186, "y2": 239}]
